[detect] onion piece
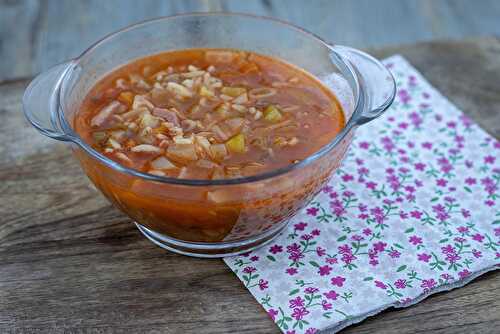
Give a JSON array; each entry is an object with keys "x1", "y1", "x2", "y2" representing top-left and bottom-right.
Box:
[
  {"x1": 131, "y1": 144, "x2": 161, "y2": 154},
  {"x1": 140, "y1": 113, "x2": 160, "y2": 128},
  {"x1": 225, "y1": 117, "x2": 245, "y2": 132},
  {"x1": 166, "y1": 143, "x2": 198, "y2": 164},
  {"x1": 167, "y1": 82, "x2": 193, "y2": 98},
  {"x1": 221, "y1": 87, "x2": 246, "y2": 97},
  {"x1": 153, "y1": 107, "x2": 180, "y2": 127},
  {"x1": 212, "y1": 124, "x2": 231, "y2": 142},
  {"x1": 121, "y1": 109, "x2": 143, "y2": 121},
  {"x1": 151, "y1": 156, "x2": 177, "y2": 170},
  {"x1": 264, "y1": 119, "x2": 293, "y2": 132},
  {"x1": 129, "y1": 74, "x2": 151, "y2": 91},
  {"x1": 115, "y1": 78, "x2": 130, "y2": 90},
  {"x1": 107, "y1": 138, "x2": 122, "y2": 149},
  {"x1": 181, "y1": 119, "x2": 198, "y2": 132},
  {"x1": 194, "y1": 135, "x2": 212, "y2": 158},
  {"x1": 132, "y1": 95, "x2": 154, "y2": 110},
  {"x1": 90, "y1": 101, "x2": 126, "y2": 127},
  {"x1": 249, "y1": 87, "x2": 277, "y2": 99},
  {"x1": 130, "y1": 144, "x2": 161, "y2": 154},
  {"x1": 173, "y1": 136, "x2": 194, "y2": 144},
  {"x1": 196, "y1": 159, "x2": 219, "y2": 169},
  {"x1": 115, "y1": 152, "x2": 132, "y2": 163},
  {"x1": 182, "y1": 70, "x2": 205, "y2": 78},
  {"x1": 149, "y1": 170, "x2": 166, "y2": 176},
  {"x1": 150, "y1": 87, "x2": 171, "y2": 107},
  {"x1": 280, "y1": 105, "x2": 300, "y2": 112},
  {"x1": 207, "y1": 189, "x2": 234, "y2": 203},
  {"x1": 209, "y1": 144, "x2": 228, "y2": 162},
  {"x1": 177, "y1": 166, "x2": 211, "y2": 179},
  {"x1": 232, "y1": 93, "x2": 248, "y2": 104}
]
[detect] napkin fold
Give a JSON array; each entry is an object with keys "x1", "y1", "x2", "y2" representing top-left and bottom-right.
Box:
[{"x1": 224, "y1": 55, "x2": 500, "y2": 334}]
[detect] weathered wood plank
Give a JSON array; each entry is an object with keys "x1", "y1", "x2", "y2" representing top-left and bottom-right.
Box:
[
  {"x1": 0, "y1": 0, "x2": 41, "y2": 81},
  {"x1": 0, "y1": 79, "x2": 55, "y2": 164},
  {"x1": 0, "y1": 38, "x2": 499, "y2": 334},
  {"x1": 221, "y1": 0, "x2": 435, "y2": 47},
  {"x1": 32, "y1": 0, "x2": 215, "y2": 74},
  {"x1": 3, "y1": 0, "x2": 500, "y2": 80},
  {"x1": 371, "y1": 37, "x2": 500, "y2": 137},
  {"x1": 423, "y1": 0, "x2": 500, "y2": 39}
]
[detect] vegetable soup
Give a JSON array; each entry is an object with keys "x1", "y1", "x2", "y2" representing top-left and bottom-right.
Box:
[
  {"x1": 75, "y1": 49, "x2": 345, "y2": 179},
  {"x1": 73, "y1": 49, "x2": 348, "y2": 243}
]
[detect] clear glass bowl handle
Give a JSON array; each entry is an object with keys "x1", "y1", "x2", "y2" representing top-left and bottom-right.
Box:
[
  {"x1": 22, "y1": 61, "x2": 76, "y2": 142},
  {"x1": 332, "y1": 45, "x2": 396, "y2": 125}
]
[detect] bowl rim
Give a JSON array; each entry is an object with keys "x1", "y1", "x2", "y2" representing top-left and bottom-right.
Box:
[{"x1": 59, "y1": 12, "x2": 363, "y2": 186}]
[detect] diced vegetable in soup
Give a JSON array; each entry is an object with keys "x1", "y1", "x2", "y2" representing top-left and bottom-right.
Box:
[{"x1": 75, "y1": 49, "x2": 345, "y2": 179}]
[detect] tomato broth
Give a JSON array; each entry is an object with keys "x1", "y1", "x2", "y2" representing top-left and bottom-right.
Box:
[
  {"x1": 76, "y1": 49, "x2": 344, "y2": 179},
  {"x1": 73, "y1": 49, "x2": 346, "y2": 242}
]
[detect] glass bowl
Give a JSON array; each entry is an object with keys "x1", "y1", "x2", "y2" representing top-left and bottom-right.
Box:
[{"x1": 23, "y1": 13, "x2": 395, "y2": 257}]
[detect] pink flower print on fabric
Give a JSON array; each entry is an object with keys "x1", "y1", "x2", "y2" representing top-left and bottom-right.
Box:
[{"x1": 224, "y1": 56, "x2": 500, "y2": 334}]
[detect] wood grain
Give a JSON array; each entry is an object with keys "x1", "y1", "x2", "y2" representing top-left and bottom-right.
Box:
[
  {"x1": 2, "y1": 0, "x2": 500, "y2": 81},
  {"x1": 0, "y1": 38, "x2": 499, "y2": 334}
]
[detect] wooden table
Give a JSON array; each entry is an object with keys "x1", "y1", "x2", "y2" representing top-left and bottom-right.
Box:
[
  {"x1": 1, "y1": 38, "x2": 499, "y2": 333},
  {"x1": 3, "y1": 0, "x2": 500, "y2": 81}
]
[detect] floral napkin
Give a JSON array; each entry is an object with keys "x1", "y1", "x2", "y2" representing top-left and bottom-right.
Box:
[{"x1": 223, "y1": 55, "x2": 500, "y2": 334}]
